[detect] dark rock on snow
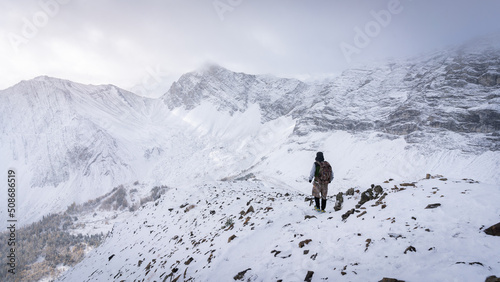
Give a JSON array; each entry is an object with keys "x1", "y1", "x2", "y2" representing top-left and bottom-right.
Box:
[{"x1": 484, "y1": 222, "x2": 500, "y2": 236}]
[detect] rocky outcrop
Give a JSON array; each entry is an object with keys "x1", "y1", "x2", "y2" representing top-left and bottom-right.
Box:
[
  {"x1": 484, "y1": 222, "x2": 500, "y2": 236},
  {"x1": 161, "y1": 39, "x2": 500, "y2": 151}
]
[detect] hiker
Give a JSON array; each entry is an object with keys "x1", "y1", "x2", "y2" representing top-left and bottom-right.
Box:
[{"x1": 308, "y1": 152, "x2": 334, "y2": 213}]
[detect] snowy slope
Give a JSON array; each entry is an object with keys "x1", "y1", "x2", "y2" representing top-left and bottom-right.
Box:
[
  {"x1": 0, "y1": 77, "x2": 159, "y2": 224},
  {"x1": 58, "y1": 177, "x2": 500, "y2": 281},
  {"x1": 2, "y1": 36, "x2": 500, "y2": 226},
  {"x1": 1, "y1": 35, "x2": 500, "y2": 281}
]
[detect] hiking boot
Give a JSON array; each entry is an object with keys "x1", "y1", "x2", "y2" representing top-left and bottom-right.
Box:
[
  {"x1": 320, "y1": 210, "x2": 326, "y2": 213},
  {"x1": 314, "y1": 207, "x2": 321, "y2": 212}
]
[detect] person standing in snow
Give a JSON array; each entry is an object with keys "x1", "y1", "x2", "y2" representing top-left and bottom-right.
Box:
[{"x1": 308, "y1": 152, "x2": 334, "y2": 213}]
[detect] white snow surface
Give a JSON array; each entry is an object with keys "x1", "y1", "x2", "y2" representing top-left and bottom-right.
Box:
[
  {"x1": 0, "y1": 44, "x2": 499, "y2": 281},
  {"x1": 58, "y1": 178, "x2": 500, "y2": 281}
]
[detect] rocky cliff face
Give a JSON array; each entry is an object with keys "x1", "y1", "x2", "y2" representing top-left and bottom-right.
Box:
[
  {"x1": 161, "y1": 39, "x2": 500, "y2": 151},
  {"x1": 163, "y1": 64, "x2": 311, "y2": 121}
]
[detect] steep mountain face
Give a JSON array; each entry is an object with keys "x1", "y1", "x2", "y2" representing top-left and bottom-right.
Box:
[
  {"x1": 295, "y1": 49, "x2": 500, "y2": 151},
  {"x1": 0, "y1": 77, "x2": 158, "y2": 224},
  {"x1": 163, "y1": 64, "x2": 314, "y2": 121},
  {"x1": 161, "y1": 41, "x2": 500, "y2": 152},
  {"x1": 1, "y1": 36, "x2": 499, "y2": 227}
]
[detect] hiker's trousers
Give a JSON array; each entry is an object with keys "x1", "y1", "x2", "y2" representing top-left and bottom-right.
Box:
[{"x1": 312, "y1": 180, "x2": 328, "y2": 200}]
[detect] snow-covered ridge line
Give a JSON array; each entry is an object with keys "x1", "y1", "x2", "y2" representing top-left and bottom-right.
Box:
[
  {"x1": 58, "y1": 176, "x2": 500, "y2": 281},
  {"x1": 1, "y1": 35, "x2": 499, "y2": 229}
]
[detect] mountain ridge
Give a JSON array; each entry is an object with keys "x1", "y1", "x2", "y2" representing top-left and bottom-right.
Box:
[{"x1": 1, "y1": 35, "x2": 499, "y2": 226}]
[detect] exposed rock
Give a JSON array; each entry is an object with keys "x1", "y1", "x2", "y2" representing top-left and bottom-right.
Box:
[
  {"x1": 379, "y1": 278, "x2": 405, "y2": 282},
  {"x1": 356, "y1": 186, "x2": 383, "y2": 208},
  {"x1": 271, "y1": 250, "x2": 281, "y2": 257},
  {"x1": 304, "y1": 215, "x2": 316, "y2": 220},
  {"x1": 365, "y1": 239, "x2": 372, "y2": 252},
  {"x1": 245, "y1": 205, "x2": 255, "y2": 215},
  {"x1": 357, "y1": 211, "x2": 367, "y2": 218},
  {"x1": 342, "y1": 209, "x2": 355, "y2": 221},
  {"x1": 184, "y1": 257, "x2": 194, "y2": 265},
  {"x1": 346, "y1": 188, "x2": 355, "y2": 196},
  {"x1": 243, "y1": 217, "x2": 251, "y2": 226},
  {"x1": 425, "y1": 203, "x2": 441, "y2": 209},
  {"x1": 184, "y1": 204, "x2": 196, "y2": 213},
  {"x1": 228, "y1": 235, "x2": 237, "y2": 243},
  {"x1": 334, "y1": 192, "x2": 344, "y2": 211},
  {"x1": 404, "y1": 246, "x2": 416, "y2": 254},
  {"x1": 485, "y1": 276, "x2": 500, "y2": 282},
  {"x1": 299, "y1": 239, "x2": 312, "y2": 248},
  {"x1": 233, "y1": 268, "x2": 251, "y2": 280},
  {"x1": 456, "y1": 261, "x2": 483, "y2": 266},
  {"x1": 304, "y1": 271, "x2": 314, "y2": 282},
  {"x1": 484, "y1": 222, "x2": 500, "y2": 236}
]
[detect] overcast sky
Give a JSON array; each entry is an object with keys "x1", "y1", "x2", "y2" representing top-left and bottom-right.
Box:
[{"x1": 1, "y1": 0, "x2": 500, "y2": 95}]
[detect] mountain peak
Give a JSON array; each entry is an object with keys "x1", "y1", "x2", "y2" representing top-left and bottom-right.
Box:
[{"x1": 196, "y1": 63, "x2": 231, "y2": 75}]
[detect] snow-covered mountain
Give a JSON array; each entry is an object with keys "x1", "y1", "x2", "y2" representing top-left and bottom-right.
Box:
[
  {"x1": 57, "y1": 176, "x2": 500, "y2": 282},
  {"x1": 1, "y1": 36, "x2": 500, "y2": 226},
  {"x1": 0, "y1": 34, "x2": 499, "y2": 281}
]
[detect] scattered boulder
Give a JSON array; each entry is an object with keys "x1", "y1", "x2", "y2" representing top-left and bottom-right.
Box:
[
  {"x1": 379, "y1": 278, "x2": 405, "y2": 282},
  {"x1": 245, "y1": 205, "x2": 255, "y2": 215},
  {"x1": 342, "y1": 209, "x2": 355, "y2": 221},
  {"x1": 357, "y1": 211, "x2": 367, "y2": 218},
  {"x1": 334, "y1": 192, "x2": 344, "y2": 211},
  {"x1": 484, "y1": 222, "x2": 500, "y2": 236},
  {"x1": 346, "y1": 188, "x2": 355, "y2": 196},
  {"x1": 365, "y1": 239, "x2": 372, "y2": 252},
  {"x1": 404, "y1": 246, "x2": 416, "y2": 254},
  {"x1": 456, "y1": 261, "x2": 483, "y2": 266},
  {"x1": 228, "y1": 235, "x2": 237, "y2": 243},
  {"x1": 372, "y1": 193, "x2": 388, "y2": 207},
  {"x1": 184, "y1": 204, "x2": 196, "y2": 213},
  {"x1": 271, "y1": 250, "x2": 281, "y2": 257},
  {"x1": 299, "y1": 239, "x2": 312, "y2": 248},
  {"x1": 304, "y1": 215, "x2": 316, "y2": 220},
  {"x1": 184, "y1": 257, "x2": 194, "y2": 265},
  {"x1": 233, "y1": 268, "x2": 251, "y2": 280},
  {"x1": 304, "y1": 271, "x2": 314, "y2": 282},
  {"x1": 243, "y1": 217, "x2": 251, "y2": 226},
  {"x1": 425, "y1": 203, "x2": 441, "y2": 209},
  {"x1": 356, "y1": 185, "x2": 383, "y2": 208},
  {"x1": 485, "y1": 276, "x2": 500, "y2": 282}
]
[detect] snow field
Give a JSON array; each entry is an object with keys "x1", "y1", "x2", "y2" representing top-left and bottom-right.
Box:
[{"x1": 59, "y1": 176, "x2": 500, "y2": 282}]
